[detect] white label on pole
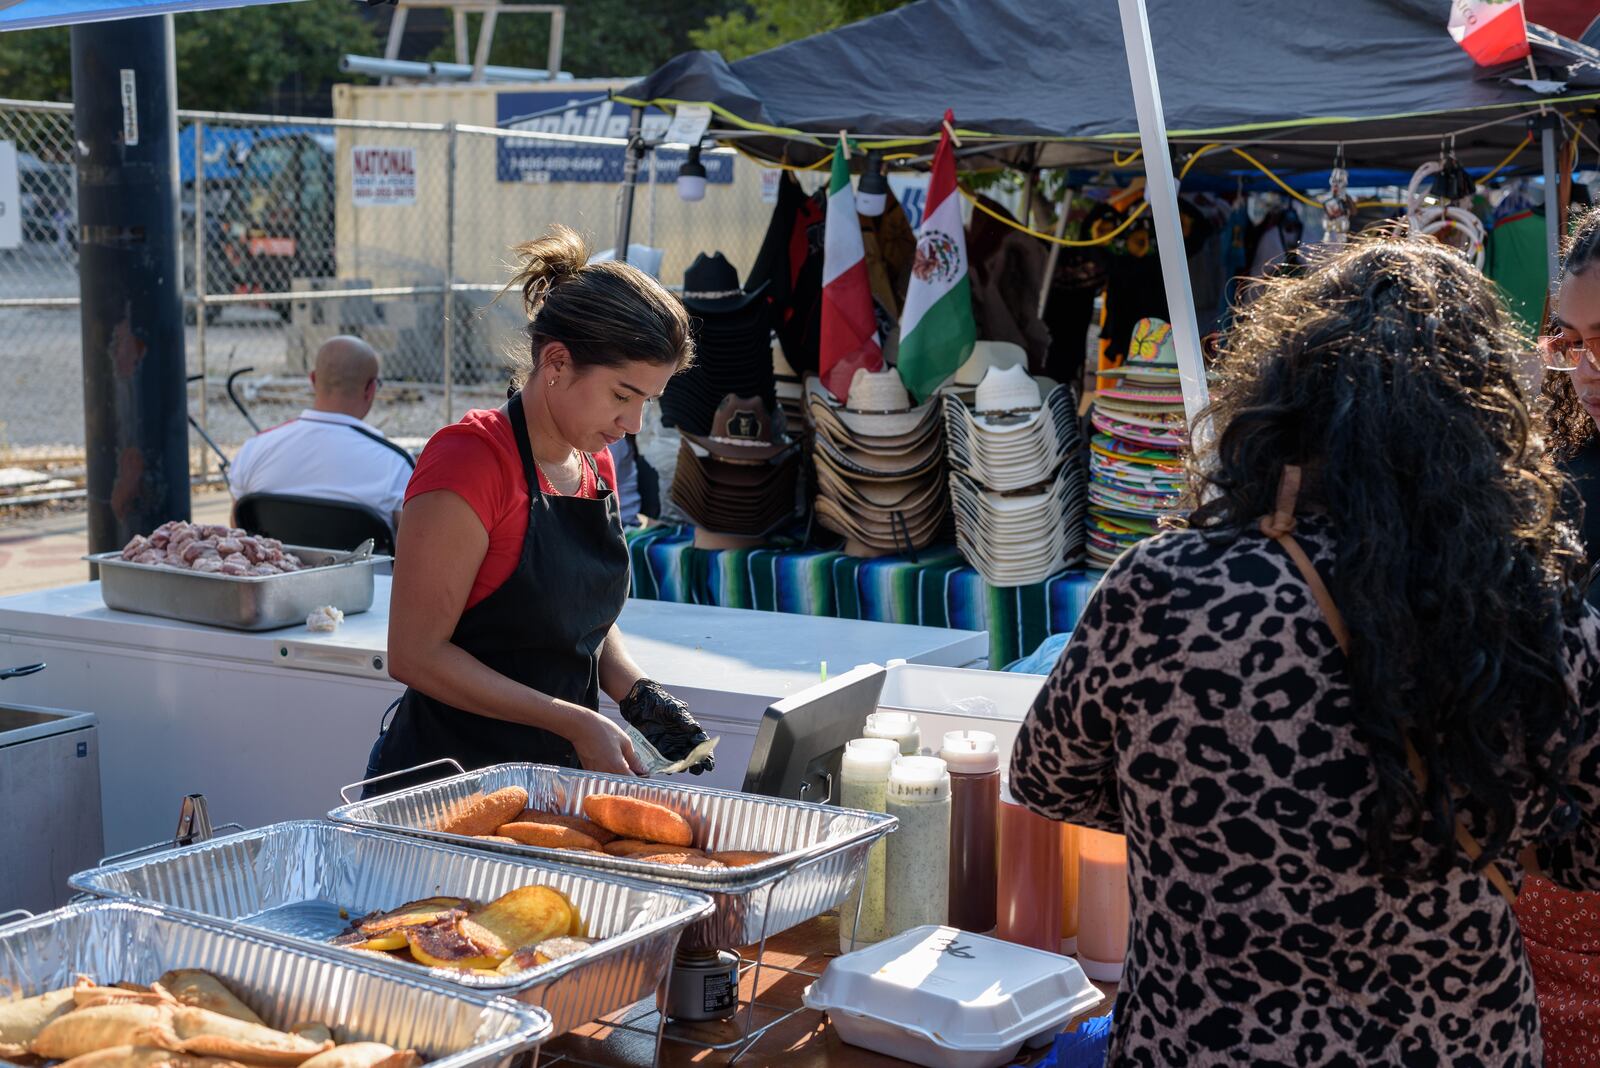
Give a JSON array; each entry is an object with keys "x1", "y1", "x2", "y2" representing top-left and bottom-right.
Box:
[
  {"x1": 119, "y1": 69, "x2": 138, "y2": 146},
  {"x1": 351, "y1": 145, "x2": 417, "y2": 207},
  {"x1": 662, "y1": 104, "x2": 711, "y2": 147},
  {"x1": 759, "y1": 167, "x2": 781, "y2": 204},
  {"x1": 0, "y1": 143, "x2": 20, "y2": 250}
]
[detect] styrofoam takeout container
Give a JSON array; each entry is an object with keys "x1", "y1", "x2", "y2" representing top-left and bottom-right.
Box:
[{"x1": 803, "y1": 924, "x2": 1104, "y2": 1068}]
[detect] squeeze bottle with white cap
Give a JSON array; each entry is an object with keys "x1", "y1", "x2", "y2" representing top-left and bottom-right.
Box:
[
  {"x1": 939, "y1": 730, "x2": 999, "y2": 933},
  {"x1": 883, "y1": 755, "x2": 951, "y2": 938},
  {"x1": 837, "y1": 737, "x2": 900, "y2": 954},
  {"x1": 864, "y1": 711, "x2": 921, "y2": 756}
]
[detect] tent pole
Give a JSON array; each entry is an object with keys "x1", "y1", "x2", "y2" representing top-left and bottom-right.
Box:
[
  {"x1": 1116, "y1": 0, "x2": 1208, "y2": 431},
  {"x1": 615, "y1": 105, "x2": 644, "y2": 262},
  {"x1": 1541, "y1": 115, "x2": 1561, "y2": 296}
]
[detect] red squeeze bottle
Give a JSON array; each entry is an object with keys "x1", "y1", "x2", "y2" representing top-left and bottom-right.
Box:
[
  {"x1": 996, "y1": 775, "x2": 1063, "y2": 953},
  {"x1": 940, "y1": 730, "x2": 1000, "y2": 933}
]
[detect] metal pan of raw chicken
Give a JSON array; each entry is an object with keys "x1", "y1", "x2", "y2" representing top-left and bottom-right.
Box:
[
  {"x1": 0, "y1": 899, "x2": 550, "y2": 1068},
  {"x1": 68, "y1": 821, "x2": 714, "y2": 1036},
  {"x1": 327, "y1": 764, "x2": 898, "y2": 951},
  {"x1": 86, "y1": 521, "x2": 390, "y2": 631}
]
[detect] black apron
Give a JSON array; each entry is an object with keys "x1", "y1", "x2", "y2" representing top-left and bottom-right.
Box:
[{"x1": 366, "y1": 393, "x2": 630, "y2": 793}]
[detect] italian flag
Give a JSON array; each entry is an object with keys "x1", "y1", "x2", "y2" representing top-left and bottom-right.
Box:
[
  {"x1": 819, "y1": 134, "x2": 882, "y2": 402},
  {"x1": 1449, "y1": 0, "x2": 1530, "y2": 67},
  {"x1": 897, "y1": 110, "x2": 975, "y2": 404}
]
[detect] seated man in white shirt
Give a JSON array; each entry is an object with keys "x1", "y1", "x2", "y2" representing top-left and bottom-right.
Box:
[{"x1": 227, "y1": 336, "x2": 414, "y2": 533}]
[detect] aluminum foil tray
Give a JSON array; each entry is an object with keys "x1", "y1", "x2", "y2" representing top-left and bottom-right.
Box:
[
  {"x1": 0, "y1": 900, "x2": 548, "y2": 1067},
  {"x1": 88, "y1": 544, "x2": 387, "y2": 631},
  {"x1": 68, "y1": 821, "x2": 713, "y2": 1035},
  {"x1": 327, "y1": 764, "x2": 897, "y2": 950}
]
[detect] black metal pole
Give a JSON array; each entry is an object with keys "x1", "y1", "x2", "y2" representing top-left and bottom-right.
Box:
[{"x1": 72, "y1": 14, "x2": 189, "y2": 561}]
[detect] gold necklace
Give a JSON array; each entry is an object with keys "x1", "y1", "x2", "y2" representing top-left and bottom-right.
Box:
[{"x1": 535, "y1": 452, "x2": 581, "y2": 496}]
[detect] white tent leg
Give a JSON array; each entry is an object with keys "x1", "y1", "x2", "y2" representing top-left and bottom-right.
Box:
[
  {"x1": 1116, "y1": 0, "x2": 1209, "y2": 435},
  {"x1": 1542, "y1": 118, "x2": 1561, "y2": 297}
]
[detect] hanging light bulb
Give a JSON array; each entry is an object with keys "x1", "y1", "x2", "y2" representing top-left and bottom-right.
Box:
[
  {"x1": 677, "y1": 144, "x2": 707, "y2": 202},
  {"x1": 856, "y1": 151, "x2": 888, "y2": 217}
]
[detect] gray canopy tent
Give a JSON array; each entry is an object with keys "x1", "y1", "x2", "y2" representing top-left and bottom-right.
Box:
[{"x1": 614, "y1": 0, "x2": 1600, "y2": 421}]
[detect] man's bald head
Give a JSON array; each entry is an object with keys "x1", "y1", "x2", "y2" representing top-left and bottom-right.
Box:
[{"x1": 311, "y1": 336, "x2": 381, "y2": 418}]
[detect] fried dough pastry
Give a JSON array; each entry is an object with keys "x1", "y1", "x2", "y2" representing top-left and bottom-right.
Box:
[
  {"x1": 602, "y1": 840, "x2": 701, "y2": 859},
  {"x1": 299, "y1": 1043, "x2": 420, "y2": 1068},
  {"x1": 637, "y1": 853, "x2": 725, "y2": 870},
  {"x1": 32, "y1": 1004, "x2": 178, "y2": 1061},
  {"x1": 436, "y1": 788, "x2": 528, "y2": 838},
  {"x1": 289, "y1": 1024, "x2": 333, "y2": 1047},
  {"x1": 705, "y1": 851, "x2": 778, "y2": 868},
  {"x1": 581, "y1": 795, "x2": 693, "y2": 847},
  {"x1": 0, "y1": 985, "x2": 76, "y2": 1058},
  {"x1": 166, "y1": 1006, "x2": 332, "y2": 1066},
  {"x1": 155, "y1": 974, "x2": 260, "y2": 1025},
  {"x1": 56, "y1": 1044, "x2": 248, "y2": 1068},
  {"x1": 71, "y1": 983, "x2": 176, "y2": 1010},
  {"x1": 493, "y1": 821, "x2": 603, "y2": 852},
  {"x1": 473, "y1": 836, "x2": 519, "y2": 846},
  {"x1": 512, "y1": 810, "x2": 616, "y2": 845}
]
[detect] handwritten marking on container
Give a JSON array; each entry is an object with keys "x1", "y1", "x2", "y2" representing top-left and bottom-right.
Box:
[{"x1": 119, "y1": 70, "x2": 138, "y2": 146}]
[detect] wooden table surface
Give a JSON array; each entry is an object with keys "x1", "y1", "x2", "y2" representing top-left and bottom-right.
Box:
[{"x1": 540, "y1": 916, "x2": 1116, "y2": 1067}]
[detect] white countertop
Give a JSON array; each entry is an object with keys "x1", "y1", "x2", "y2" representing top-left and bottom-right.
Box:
[{"x1": 0, "y1": 579, "x2": 988, "y2": 698}]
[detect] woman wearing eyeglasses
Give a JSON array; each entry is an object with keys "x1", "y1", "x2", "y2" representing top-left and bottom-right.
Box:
[{"x1": 1543, "y1": 208, "x2": 1600, "y2": 607}]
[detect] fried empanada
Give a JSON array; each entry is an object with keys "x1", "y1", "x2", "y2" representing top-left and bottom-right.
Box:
[
  {"x1": 0, "y1": 985, "x2": 76, "y2": 1058},
  {"x1": 168, "y1": 1006, "x2": 332, "y2": 1067},
  {"x1": 32, "y1": 1004, "x2": 178, "y2": 1061},
  {"x1": 56, "y1": 1044, "x2": 246, "y2": 1068},
  {"x1": 156, "y1": 973, "x2": 261, "y2": 1026},
  {"x1": 581, "y1": 795, "x2": 693, "y2": 847},
  {"x1": 288, "y1": 1024, "x2": 332, "y2": 1047},
  {"x1": 436, "y1": 788, "x2": 528, "y2": 838},
  {"x1": 73, "y1": 979, "x2": 177, "y2": 1010},
  {"x1": 299, "y1": 1043, "x2": 420, "y2": 1068}
]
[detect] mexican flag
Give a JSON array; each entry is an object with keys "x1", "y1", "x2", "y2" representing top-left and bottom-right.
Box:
[
  {"x1": 819, "y1": 134, "x2": 882, "y2": 402},
  {"x1": 1449, "y1": 0, "x2": 1530, "y2": 67},
  {"x1": 897, "y1": 110, "x2": 975, "y2": 404}
]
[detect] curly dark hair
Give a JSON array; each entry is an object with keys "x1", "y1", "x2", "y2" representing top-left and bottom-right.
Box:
[
  {"x1": 1183, "y1": 237, "x2": 1586, "y2": 877},
  {"x1": 1543, "y1": 206, "x2": 1600, "y2": 459}
]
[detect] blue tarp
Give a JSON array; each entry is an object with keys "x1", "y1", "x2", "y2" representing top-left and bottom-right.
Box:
[
  {"x1": 176, "y1": 123, "x2": 319, "y2": 183},
  {"x1": 0, "y1": 0, "x2": 302, "y2": 31}
]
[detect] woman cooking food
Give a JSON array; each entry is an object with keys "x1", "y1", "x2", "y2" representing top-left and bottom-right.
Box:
[{"x1": 366, "y1": 226, "x2": 713, "y2": 787}]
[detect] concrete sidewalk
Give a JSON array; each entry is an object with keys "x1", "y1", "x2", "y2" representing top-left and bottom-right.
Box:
[{"x1": 0, "y1": 490, "x2": 234, "y2": 597}]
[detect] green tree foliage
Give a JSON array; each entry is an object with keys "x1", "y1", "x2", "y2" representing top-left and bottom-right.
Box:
[
  {"x1": 431, "y1": 1, "x2": 741, "y2": 78},
  {"x1": 0, "y1": 0, "x2": 376, "y2": 111},
  {"x1": 688, "y1": 0, "x2": 912, "y2": 62}
]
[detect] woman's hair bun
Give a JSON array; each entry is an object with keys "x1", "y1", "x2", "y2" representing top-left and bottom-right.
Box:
[{"x1": 510, "y1": 224, "x2": 590, "y2": 314}]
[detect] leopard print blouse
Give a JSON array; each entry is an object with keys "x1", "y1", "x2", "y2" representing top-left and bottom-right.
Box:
[{"x1": 1009, "y1": 516, "x2": 1600, "y2": 1067}]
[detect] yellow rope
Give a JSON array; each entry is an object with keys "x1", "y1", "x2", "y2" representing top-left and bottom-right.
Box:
[
  {"x1": 1477, "y1": 132, "x2": 1533, "y2": 186},
  {"x1": 1226, "y1": 148, "x2": 1322, "y2": 208},
  {"x1": 1112, "y1": 147, "x2": 1142, "y2": 167}
]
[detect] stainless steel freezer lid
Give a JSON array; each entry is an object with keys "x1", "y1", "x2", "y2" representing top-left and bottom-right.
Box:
[{"x1": 0, "y1": 702, "x2": 96, "y2": 747}]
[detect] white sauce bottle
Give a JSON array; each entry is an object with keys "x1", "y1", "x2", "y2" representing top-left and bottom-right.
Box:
[
  {"x1": 883, "y1": 755, "x2": 951, "y2": 939},
  {"x1": 837, "y1": 737, "x2": 901, "y2": 954}
]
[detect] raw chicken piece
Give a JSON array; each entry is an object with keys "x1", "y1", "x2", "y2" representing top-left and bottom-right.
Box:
[
  {"x1": 279, "y1": 553, "x2": 303, "y2": 572},
  {"x1": 191, "y1": 556, "x2": 225, "y2": 574},
  {"x1": 121, "y1": 536, "x2": 149, "y2": 561},
  {"x1": 216, "y1": 537, "x2": 243, "y2": 556},
  {"x1": 219, "y1": 561, "x2": 251, "y2": 576},
  {"x1": 180, "y1": 542, "x2": 215, "y2": 564},
  {"x1": 133, "y1": 550, "x2": 162, "y2": 565},
  {"x1": 251, "y1": 564, "x2": 281, "y2": 577}
]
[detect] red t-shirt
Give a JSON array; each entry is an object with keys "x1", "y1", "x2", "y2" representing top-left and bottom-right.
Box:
[{"x1": 405, "y1": 407, "x2": 618, "y2": 610}]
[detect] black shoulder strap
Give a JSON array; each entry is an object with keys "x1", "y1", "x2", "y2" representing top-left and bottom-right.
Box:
[{"x1": 340, "y1": 422, "x2": 416, "y2": 469}]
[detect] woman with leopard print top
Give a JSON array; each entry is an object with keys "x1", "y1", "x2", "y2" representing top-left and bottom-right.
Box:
[{"x1": 1010, "y1": 239, "x2": 1600, "y2": 1067}]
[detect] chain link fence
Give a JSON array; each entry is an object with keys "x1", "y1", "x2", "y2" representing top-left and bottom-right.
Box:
[{"x1": 0, "y1": 96, "x2": 768, "y2": 490}]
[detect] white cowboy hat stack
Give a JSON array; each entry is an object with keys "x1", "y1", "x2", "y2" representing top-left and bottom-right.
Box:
[
  {"x1": 940, "y1": 363, "x2": 1087, "y2": 586},
  {"x1": 808, "y1": 367, "x2": 950, "y2": 557}
]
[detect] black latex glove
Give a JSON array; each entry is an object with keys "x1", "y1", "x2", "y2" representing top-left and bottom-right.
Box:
[{"x1": 619, "y1": 678, "x2": 714, "y2": 774}]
